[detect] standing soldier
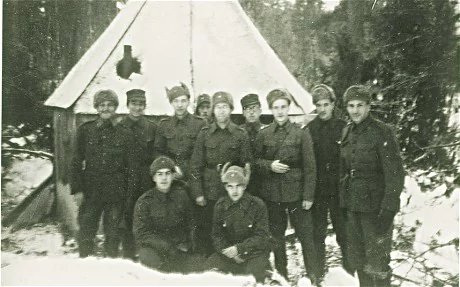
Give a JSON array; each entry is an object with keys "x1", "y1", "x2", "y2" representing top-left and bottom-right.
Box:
[
  {"x1": 189, "y1": 91, "x2": 253, "y2": 255},
  {"x1": 253, "y1": 89, "x2": 320, "y2": 284},
  {"x1": 71, "y1": 90, "x2": 136, "y2": 258},
  {"x1": 195, "y1": 93, "x2": 212, "y2": 124},
  {"x1": 205, "y1": 163, "x2": 272, "y2": 283},
  {"x1": 154, "y1": 83, "x2": 206, "y2": 181},
  {"x1": 133, "y1": 156, "x2": 197, "y2": 273},
  {"x1": 340, "y1": 85, "x2": 404, "y2": 286},
  {"x1": 240, "y1": 93, "x2": 266, "y2": 197},
  {"x1": 307, "y1": 84, "x2": 349, "y2": 281},
  {"x1": 118, "y1": 88, "x2": 157, "y2": 260}
]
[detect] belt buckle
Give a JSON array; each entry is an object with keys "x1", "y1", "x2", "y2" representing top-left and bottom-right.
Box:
[{"x1": 350, "y1": 169, "x2": 356, "y2": 178}]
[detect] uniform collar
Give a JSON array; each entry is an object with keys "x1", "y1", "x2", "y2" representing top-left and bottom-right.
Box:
[
  {"x1": 209, "y1": 121, "x2": 238, "y2": 134},
  {"x1": 244, "y1": 121, "x2": 261, "y2": 131},
  {"x1": 221, "y1": 192, "x2": 251, "y2": 211},
  {"x1": 120, "y1": 115, "x2": 145, "y2": 128},
  {"x1": 96, "y1": 118, "x2": 116, "y2": 129},
  {"x1": 173, "y1": 112, "x2": 190, "y2": 125},
  {"x1": 274, "y1": 120, "x2": 293, "y2": 132},
  {"x1": 352, "y1": 115, "x2": 373, "y2": 132},
  {"x1": 152, "y1": 186, "x2": 171, "y2": 202}
]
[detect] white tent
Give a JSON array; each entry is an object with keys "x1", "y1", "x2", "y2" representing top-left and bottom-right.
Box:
[{"x1": 44, "y1": 0, "x2": 313, "y2": 116}]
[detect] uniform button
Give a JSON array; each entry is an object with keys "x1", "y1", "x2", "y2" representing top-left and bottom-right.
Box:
[
  {"x1": 244, "y1": 251, "x2": 248, "y2": 255},
  {"x1": 248, "y1": 224, "x2": 253, "y2": 228}
]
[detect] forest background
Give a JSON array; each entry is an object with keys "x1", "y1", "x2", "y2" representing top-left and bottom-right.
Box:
[{"x1": 2, "y1": 0, "x2": 459, "y2": 174}]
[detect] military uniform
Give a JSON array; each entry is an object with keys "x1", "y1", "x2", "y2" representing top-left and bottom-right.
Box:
[
  {"x1": 340, "y1": 115, "x2": 404, "y2": 286},
  {"x1": 206, "y1": 193, "x2": 272, "y2": 282},
  {"x1": 307, "y1": 116, "x2": 348, "y2": 277},
  {"x1": 189, "y1": 121, "x2": 253, "y2": 254},
  {"x1": 254, "y1": 120, "x2": 320, "y2": 280},
  {"x1": 154, "y1": 112, "x2": 205, "y2": 181},
  {"x1": 133, "y1": 183, "x2": 198, "y2": 273},
  {"x1": 71, "y1": 118, "x2": 137, "y2": 258},
  {"x1": 118, "y1": 115, "x2": 157, "y2": 259}
]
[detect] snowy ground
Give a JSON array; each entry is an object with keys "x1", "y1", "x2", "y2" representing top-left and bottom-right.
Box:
[{"x1": 1, "y1": 155, "x2": 458, "y2": 286}]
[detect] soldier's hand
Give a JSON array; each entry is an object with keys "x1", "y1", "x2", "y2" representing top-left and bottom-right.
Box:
[
  {"x1": 174, "y1": 165, "x2": 184, "y2": 179},
  {"x1": 222, "y1": 246, "x2": 238, "y2": 258},
  {"x1": 271, "y1": 160, "x2": 290, "y2": 174},
  {"x1": 233, "y1": 255, "x2": 245, "y2": 264},
  {"x1": 176, "y1": 242, "x2": 191, "y2": 253},
  {"x1": 302, "y1": 200, "x2": 313, "y2": 210},
  {"x1": 377, "y1": 209, "x2": 396, "y2": 234},
  {"x1": 195, "y1": 196, "x2": 207, "y2": 206}
]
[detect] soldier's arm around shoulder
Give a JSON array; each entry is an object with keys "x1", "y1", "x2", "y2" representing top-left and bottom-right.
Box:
[
  {"x1": 377, "y1": 123, "x2": 405, "y2": 212},
  {"x1": 301, "y1": 127, "x2": 316, "y2": 202}
]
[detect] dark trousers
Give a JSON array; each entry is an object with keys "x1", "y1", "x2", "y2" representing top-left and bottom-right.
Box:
[
  {"x1": 205, "y1": 252, "x2": 270, "y2": 282},
  {"x1": 347, "y1": 211, "x2": 393, "y2": 287},
  {"x1": 77, "y1": 195, "x2": 123, "y2": 258},
  {"x1": 194, "y1": 199, "x2": 217, "y2": 255},
  {"x1": 139, "y1": 247, "x2": 205, "y2": 273},
  {"x1": 265, "y1": 200, "x2": 320, "y2": 280},
  {"x1": 312, "y1": 193, "x2": 348, "y2": 277}
]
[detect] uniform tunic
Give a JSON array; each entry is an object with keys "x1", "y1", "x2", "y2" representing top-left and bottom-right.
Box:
[
  {"x1": 307, "y1": 116, "x2": 348, "y2": 277},
  {"x1": 206, "y1": 193, "x2": 271, "y2": 282},
  {"x1": 339, "y1": 115, "x2": 404, "y2": 282},
  {"x1": 253, "y1": 120, "x2": 319, "y2": 279},
  {"x1": 118, "y1": 115, "x2": 157, "y2": 259},
  {"x1": 154, "y1": 112, "x2": 205, "y2": 181},
  {"x1": 189, "y1": 121, "x2": 253, "y2": 255},
  {"x1": 133, "y1": 183, "x2": 196, "y2": 272},
  {"x1": 71, "y1": 118, "x2": 137, "y2": 257}
]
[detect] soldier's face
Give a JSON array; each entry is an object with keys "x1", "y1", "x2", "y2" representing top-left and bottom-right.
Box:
[
  {"x1": 214, "y1": 103, "x2": 232, "y2": 123},
  {"x1": 347, "y1": 100, "x2": 371, "y2": 124},
  {"x1": 153, "y1": 168, "x2": 173, "y2": 193},
  {"x1": 271, "y1": 99, "x2": 290, "y2": 124},
  {"x1": 225, "y1": 182, "x2": 246, "y2": 202},
  {"x1": 171, "y1": 95, "x2": 190, "y2": 116},
  {"x1": 315, "y1": 99, "x2": 334, "y2": 121},
  {"x1": 127, "y1": 100, "x2": 146, "y2": 118},
  {"x1": 197, "y1": 103, "x2": 211, "y2": 118},
  {"x1": 96, "y1": 101, "x2": 117, "y2": 120},
  {"x1": 243, "y1": 104, "x2": 261, "y2": 123}
]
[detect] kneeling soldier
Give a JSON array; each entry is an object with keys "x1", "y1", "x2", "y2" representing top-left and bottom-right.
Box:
[
  {"x1": 206, "y1": 163, "x2": 272, "y2": 283},
  {"x1": 133, "y1": 156, "x2": 196, "y2": 273}
]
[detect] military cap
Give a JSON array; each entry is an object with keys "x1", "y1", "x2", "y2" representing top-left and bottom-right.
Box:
[
  {"x1": 266, "y1": 89, "x2": 292, "y2": 108},
  {"x1": 311, "y1": 84, "x2": 336, "y2": 104},
  {"x1": 149, "y1": 156, "x2": 175, "y2": 176},
  {"x1": 196, "y1": 93, "x2": 211, "y2": 107},
  {"x1": 221, "y1": 163, "x2": 250, "y2": 185},
  {"x1": 93, "y1": 89, "x2": 119, "y2": 108},
  {"x1": 212, "y1": 91, "x2": 234, "y2": 110},
  {"x1": 343, "y1": 85, "x2": 371, "y2": 103},
  {"x1": 240, "y1": 93, "x2": 261, "y2": 109},
  {"x1": 165, "y1": 82, "x2": 190, "y2": 102},
  {"x1": 126, "y1": 89, "x2": 146, "y2": 104}
]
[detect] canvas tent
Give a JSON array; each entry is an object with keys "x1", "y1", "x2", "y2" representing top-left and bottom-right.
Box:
[{"x1": 44, "y1": 0, "x2": 314, "y2": 233}]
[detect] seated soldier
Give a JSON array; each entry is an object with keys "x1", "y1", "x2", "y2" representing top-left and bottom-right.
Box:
[
  {"x1": 205, "y1": 163, "x2": 272, "y2": 282},
  {"x1": 133, "y1": 156, "x2": 197, "y2": 273}
]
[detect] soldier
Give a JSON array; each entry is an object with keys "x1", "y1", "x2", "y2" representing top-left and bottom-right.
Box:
[
  {"x1": 253, "y1": 89, "x2": 320, "y2": 283},
  {"x1": 133, "y1": 156, "x2": 197, "y2": 273},
  {"x1": 189, "y1": 91, "x2": 253, "y2": 255},
  {"x1": 71, "y1": 89, "x2": 137, "y2": 258},
  {"x1": 240, "y1": 93, "x2": 266, "y2": 197},
  {"x1": 339, "y1": 85, "x2": 404, "y2": 286},
  {"x1": 118, "y1": 88, "x2": 157, "y2": 260},
  {"x1": 306, "y1": 84, "x2": 349, "y2": 280},
  {"x1": 154, "y1": 83, "x2": 206, "y2": 181},
  {"x1": 205, "y1": 163, "x2": 272, "y2": 283},
  {"x1": 195, "y1": 93, "x2": 212, "y2": 124}
]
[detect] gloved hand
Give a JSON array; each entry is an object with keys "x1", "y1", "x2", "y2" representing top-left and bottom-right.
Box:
[{"x1": 377, "y1": 209, "x2": 396, "y2": 234}]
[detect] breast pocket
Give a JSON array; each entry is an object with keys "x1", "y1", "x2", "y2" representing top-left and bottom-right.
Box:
[
  {"x1": 205, "y1": 140, "x2": 219, "y2": 162},
  {"x1": 165, "y1": 132, "x2": 177, "y2": 151}
]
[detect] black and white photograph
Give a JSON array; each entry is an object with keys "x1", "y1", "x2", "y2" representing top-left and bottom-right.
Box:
[{"x1": 1, "y1": 0, "x2": 459, "y2": 286}]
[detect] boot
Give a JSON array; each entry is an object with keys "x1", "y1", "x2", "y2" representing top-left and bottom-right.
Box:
[{"x1": 357, "y1": 269, "x2": 374, "y2": 287}]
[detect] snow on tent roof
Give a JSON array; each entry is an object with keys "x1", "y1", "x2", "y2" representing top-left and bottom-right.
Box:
[{"x1": 44, "y1": 0, "x2": 314, "y2": 116}]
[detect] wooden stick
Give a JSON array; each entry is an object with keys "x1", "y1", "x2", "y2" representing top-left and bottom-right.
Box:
[{"x1": 2, "y1": 148, "x2": 53, "y2": 159}]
